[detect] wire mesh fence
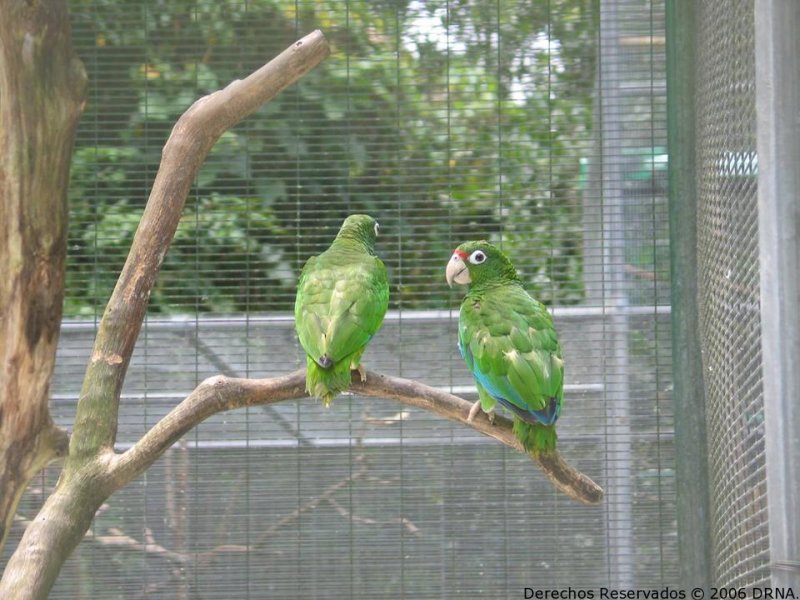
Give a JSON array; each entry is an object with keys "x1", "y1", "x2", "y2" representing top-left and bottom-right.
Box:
[
  {"x1": 32, "y1": 310, "x2": 674, "y2": 597},
  {"x1": 2, "y1": 0, "x2": 678, "y2": 596},
  {"x1": 694, "y1": 0, "x2": 770, "y2": 588}
]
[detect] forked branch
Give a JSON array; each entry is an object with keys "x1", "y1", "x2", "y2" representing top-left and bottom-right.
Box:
[
  {"x1": 70, "y1": 30, "x2": 331, "y2": 458},
  {"x1": 0, "y1": 28, "x2": 601, "y2": 600},
  {"x1": 0, "y1": 32, "x2": 331, "y2": 600}
]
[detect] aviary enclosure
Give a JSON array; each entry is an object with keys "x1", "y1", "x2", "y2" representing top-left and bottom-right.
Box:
[{"x1": 2, "y1": 0, "x2": 798, "y2": 597}]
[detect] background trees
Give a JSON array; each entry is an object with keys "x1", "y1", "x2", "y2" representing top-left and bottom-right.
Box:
[{"x1": 66, "y1": 0, "x2": 597, "y2": 315}]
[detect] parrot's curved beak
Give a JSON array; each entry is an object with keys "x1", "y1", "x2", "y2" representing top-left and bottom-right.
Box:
[{"x1": 446, "y1": 252, "x2": 471, "y2": 287}]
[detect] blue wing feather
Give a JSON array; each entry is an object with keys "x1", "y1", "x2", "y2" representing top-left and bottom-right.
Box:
[{"x1": 460, "y1": 338, "x2": 560, "y2": 426}]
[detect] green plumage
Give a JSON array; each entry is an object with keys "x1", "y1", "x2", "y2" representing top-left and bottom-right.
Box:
[
  {"x1": 295, "y1": 215, "x2": 389, "y2": 405},
  {"x1": 449, "y1": 241, "x2": 564, "y2": 455}
]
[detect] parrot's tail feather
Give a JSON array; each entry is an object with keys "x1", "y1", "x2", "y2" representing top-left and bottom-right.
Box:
[
  {"x1": 497, "y1": 395, "x2": 560, "y2": 427},
  {"x1": 513, "y1": 419, "x2": 558, "y2": 455},
  {"x1": 530, "y1": 396, "x2": 560, "y2": 426},
  {"x1": 306, "y1": 355, "x2": 352, "y2": 407}
]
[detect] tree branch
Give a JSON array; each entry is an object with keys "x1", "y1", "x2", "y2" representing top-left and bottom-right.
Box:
[
  {"x1": 70, "y1": 30, "x2": 331, "y2": 458},
  {"x1": 1, "y1": 25, "x2": 602, "y2": 599},
  {"x1": 254, "y1": 461, "x2": 369, "y2": 547},
  {"x1": 326, "y1": 497, "x2": 422, "y2": 536},
  {"x1": 108, "y1": 369, "x2": 604, "y2": 505},
  {"x1": 0, "y1": 33, "x2": 331, "y2": 600},
  {"x1": 111, "y1": 371, "x2": 307, "y2": 483},
  {"x1": 352, "y1": 371, "x2": 605, "y2": 505}
]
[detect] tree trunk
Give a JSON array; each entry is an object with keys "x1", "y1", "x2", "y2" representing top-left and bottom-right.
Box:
[{"x1": 0, "y1": 0, "x2": 85, "y2": 553}]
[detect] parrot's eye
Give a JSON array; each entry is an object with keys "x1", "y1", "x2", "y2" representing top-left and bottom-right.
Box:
[
  {"x1": 469, "y1": 250, "x2": 487, "y2": 265},
  {"x1": 374, "y1": 222, "x2": 380, "y2": 237}
]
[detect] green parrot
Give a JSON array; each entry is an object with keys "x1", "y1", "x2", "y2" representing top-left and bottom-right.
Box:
[
  {"x1": 295, "y1": 214, "x2": 389, "y2": 406},
  {"x1": 446, "y1": 241, "x2": 564, "y2": 454}
]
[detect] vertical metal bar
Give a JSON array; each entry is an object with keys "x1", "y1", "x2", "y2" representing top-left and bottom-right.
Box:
[
  {"x1": 598, "y1": 0, "x2": 634, "y2": 587},
  {"x1": 754, "y1": 0, "x2": 800, "y2": 589},
  {"x1": 665, "y1": 0, "x2": 713, "y2": 590}
]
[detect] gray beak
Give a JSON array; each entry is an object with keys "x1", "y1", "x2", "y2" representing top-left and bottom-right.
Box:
[{"x1": 446, "y1": 254, "x2": 471, "y2": 287}]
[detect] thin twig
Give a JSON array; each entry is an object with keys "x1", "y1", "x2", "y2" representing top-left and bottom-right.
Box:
[
  {"x1": 253, "y1": 465, "x2": 369, "y2": 548},
  {"x1": 326, "y1": 497, "x2": 421, "y2": 536}
]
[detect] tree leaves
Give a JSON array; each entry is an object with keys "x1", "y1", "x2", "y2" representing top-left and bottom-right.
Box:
[{"x1": 67, "y1": 0, "x2": 597, "y2": 313}]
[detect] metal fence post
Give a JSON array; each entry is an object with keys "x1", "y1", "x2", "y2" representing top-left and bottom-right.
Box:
[
  {"x1": 597, "y1": 0, "x2": 635, "y2": 587},
  {"x1": 754, "y1": 0, "x2": 800, "y2": 589},
  {"x1": 666, "y1": 0, "x2": 713, "y2": 590}
]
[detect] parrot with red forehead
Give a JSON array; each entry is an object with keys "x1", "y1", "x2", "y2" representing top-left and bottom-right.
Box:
[{"x1": 446, "y1": 241, "x2": 564, "y2": 454}]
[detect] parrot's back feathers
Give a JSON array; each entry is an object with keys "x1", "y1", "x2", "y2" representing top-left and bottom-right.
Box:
[{"x1": 295, "y1": 215, "x2": 389, "y2": 405}]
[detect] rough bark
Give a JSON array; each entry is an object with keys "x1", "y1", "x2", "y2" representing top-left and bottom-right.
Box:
[
  {"x1": 0, "y1": 0, "x2": 85, "y2": 552},
  {"x1": 0, "y1": 30, "x2": 332, "y2": 600}
]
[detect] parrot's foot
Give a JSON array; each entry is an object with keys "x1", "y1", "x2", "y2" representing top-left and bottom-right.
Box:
[
  {"x1": 355, "y1": 364, "x2": 367, "y2": 382},
  {"x1": 467, "y1": 400, "x2": 495, "y2": 424},
  {"x1": 467, "y1": 400, "x2": 482, "y2": 423}
]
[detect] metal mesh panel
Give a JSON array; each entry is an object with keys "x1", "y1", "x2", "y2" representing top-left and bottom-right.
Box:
[
  {"x1": 2, "y1": 0, "x2": 677, "y2": 595},
  {"x1": 695, "y1": 0, "x2": 770, "y2": 587}
]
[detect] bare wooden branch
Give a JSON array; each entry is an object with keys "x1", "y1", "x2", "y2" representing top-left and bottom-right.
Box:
[
  {"x1": 111, "y1": 371, "x2": 307, "y2": 483},
  {"x1": 14, "y1": 516, "x2": 277, "y2": 568},
  {"x1": 86, "y1": 527, "x2": 190, "y2": 565},
  {"x1": 0, "y1": 33, "x2": 331, "y2": 600},
  {"x1": 7, "y1": 368, "x2": 601, "y2": 597},
  {"x1": 254, "y1": 462, "x2": 369, "y2": 547},
  {"x1": 70, "y1": 30, "x2": 331, "y2": 458},
  {"x1": 106, "y1": 369, "x2": 603, "y2": 505},
  {"x1": 327, "y1": 497, "x2": 422, "y2": 536},
  {"x1": 353, "y1": 371, "x2": 605, "y2": 505}
]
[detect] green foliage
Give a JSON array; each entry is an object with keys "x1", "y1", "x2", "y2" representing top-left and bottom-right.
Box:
[{"x1": 66, "y1": 0, "x2": 598, "y2": 314}]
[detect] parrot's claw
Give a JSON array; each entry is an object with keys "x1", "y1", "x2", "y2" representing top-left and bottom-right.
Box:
[
  {"x1": 467, "y1": 400, "x2": 495, "y2": 425},
  {"x1": 467, "y1": 400, "x2": 482, "y2": 423},
  {"x1": 356, "y1": 364, "x2": 367, "y2": 382}
]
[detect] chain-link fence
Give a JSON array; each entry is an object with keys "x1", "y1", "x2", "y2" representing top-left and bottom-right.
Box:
[
  {"x1": 694, "y1": 0, "x2": 769, "y2": 588},
  {"x1": 671, "y1": 0, "x2": 800, "y2": 590}
]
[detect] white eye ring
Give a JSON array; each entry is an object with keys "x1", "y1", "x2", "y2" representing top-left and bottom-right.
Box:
[
  {"x1": 469, "y1": 250, "x2": 487, "y2": 265},
  {"x1": 374, "y1": 222, "x2": 380, "y2": 237}
]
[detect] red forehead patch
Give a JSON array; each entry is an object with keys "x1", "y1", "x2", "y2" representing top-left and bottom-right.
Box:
[{"x1": 453, "y1": 249, "x2": 468, "y2": 259}]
